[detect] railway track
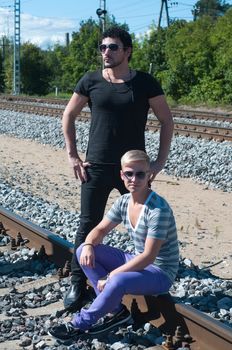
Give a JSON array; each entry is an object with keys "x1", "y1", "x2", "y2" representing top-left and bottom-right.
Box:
[
  {"x1": 1, "y1": 94, "x2": 232, "y2": 121},
  {"x1": 0, "y1": 96, "x2": 232, "y2": 142},
  {"x1": 171, "y1": 107, "x2": 232, "y2": 122},
  {"x1": 0, "y1": 206, "x2": 231, "y2": 350},
  {"x1": 146, "y1": 119, "x2": 232, "y2": 141}
]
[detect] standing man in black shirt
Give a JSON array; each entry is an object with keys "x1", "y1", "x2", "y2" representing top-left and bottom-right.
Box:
[{"x1": 62, "y1": 26, "x2": 174, "y2": 312}]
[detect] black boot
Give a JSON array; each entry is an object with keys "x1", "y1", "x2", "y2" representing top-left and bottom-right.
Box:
[{"x1": 63, "y1": 283, "x2": 95, "y2": 312}]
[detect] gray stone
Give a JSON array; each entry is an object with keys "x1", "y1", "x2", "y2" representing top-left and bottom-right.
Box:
[
  {"x1": 217, "y1": 297, "x2": 232, "y2": 310},
  {"x1": 19, "y1": 336, "x2": 32, "y2": 346}
]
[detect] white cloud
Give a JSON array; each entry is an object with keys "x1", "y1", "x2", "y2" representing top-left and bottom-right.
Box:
[
  {"x1": 0, "y1": 9, "x2": 78, "y2": 49},
  {"x1": 0, "y1": 8, "x2": 13, "y2": 38}
]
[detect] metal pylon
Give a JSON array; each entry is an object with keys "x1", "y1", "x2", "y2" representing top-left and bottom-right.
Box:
[
  {"x1": 13, "y1": 0, "x2": 20, "y2": 95},
  {"x1": 158, "y1": 0, "x2": 170, "y2": 28}
]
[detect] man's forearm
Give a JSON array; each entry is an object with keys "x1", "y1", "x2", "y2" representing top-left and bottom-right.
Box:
[
  {"x1": 62, "y1": 113, "x2": 79, "y2": 158},
  {"x1": 156, "y1": 118, "x2": 174, "y2": 169}
]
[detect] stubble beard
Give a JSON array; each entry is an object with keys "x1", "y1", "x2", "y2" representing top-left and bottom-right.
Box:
[
  {"x1": 103, "y1": 57, "x2": 125, "y2": 69},
  {"x1": 104, "y1": 61, "x2": 118, "y2": 69}
]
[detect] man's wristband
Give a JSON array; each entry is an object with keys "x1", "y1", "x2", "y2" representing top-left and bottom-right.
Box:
[{"x1": 82, "y1": 243, "x2": 94, "y2": 248}]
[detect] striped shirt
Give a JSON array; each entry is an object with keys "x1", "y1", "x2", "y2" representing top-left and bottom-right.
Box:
[{"x1": 106, "y1": 191, "x2": 179, "y2": 282}]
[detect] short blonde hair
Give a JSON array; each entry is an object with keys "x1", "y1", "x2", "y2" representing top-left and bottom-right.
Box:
[{"x1": 121, "y1": 150, "x2": 150, "y2": 168}]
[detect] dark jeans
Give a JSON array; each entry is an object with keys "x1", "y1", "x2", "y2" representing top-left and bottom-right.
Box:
[{"x1": 71, "y1": 164, "x2": 128, "y2": 286}]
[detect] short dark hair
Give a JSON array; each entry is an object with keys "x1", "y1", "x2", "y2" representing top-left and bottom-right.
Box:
[{"x1": 101, "y1": 26, "x2": 133, "y2": 61}]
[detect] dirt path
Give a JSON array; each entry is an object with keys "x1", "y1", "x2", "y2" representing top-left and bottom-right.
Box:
[{"x1": 0, "y1": 135, "x2": 231, "y2": 279}]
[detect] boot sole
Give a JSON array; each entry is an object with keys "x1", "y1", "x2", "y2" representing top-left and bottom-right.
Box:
[{"x1": 47, "y1": 330, "x2": 81, "y2": 344}]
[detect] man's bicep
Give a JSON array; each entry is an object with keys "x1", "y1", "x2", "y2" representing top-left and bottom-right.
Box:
[
  {"x1": 64, "y1": 92, "x2": 89, "y2": 118},
  {"x1": 149, "y1": 95, "x2": 172, "y2": 123}
]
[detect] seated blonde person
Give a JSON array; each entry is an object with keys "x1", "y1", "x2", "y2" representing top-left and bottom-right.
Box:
[{"x1": 49, "y1": 150, "x2": 179, "y2": 342}]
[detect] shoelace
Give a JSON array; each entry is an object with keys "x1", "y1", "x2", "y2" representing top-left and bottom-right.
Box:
[
  {"x1": 93, "y1": 309, "x2": 124, "y2": 327},
  {"x1": 91, "y1": 312, "x2": 115, "y2": 327},
  {"x1": 65, "y1": 322, "x2": 76, "y2": 332}
]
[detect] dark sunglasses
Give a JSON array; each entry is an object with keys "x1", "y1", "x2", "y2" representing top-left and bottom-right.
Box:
[
  {"x1": 123, "y1": 171, "x2": 149, "y2": 180},
  {"x1": 99, "y1": 43, "x2": 125, "y2": 52}
]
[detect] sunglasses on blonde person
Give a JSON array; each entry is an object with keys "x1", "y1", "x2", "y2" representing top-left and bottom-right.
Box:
[{"x1": 122, "y1": 171, "x2": 149, "y2": 180}]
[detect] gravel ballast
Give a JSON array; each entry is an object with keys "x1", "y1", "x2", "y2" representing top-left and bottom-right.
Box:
[{"x1": 0, "y1": 109, "x2": 231, "y2": 192}]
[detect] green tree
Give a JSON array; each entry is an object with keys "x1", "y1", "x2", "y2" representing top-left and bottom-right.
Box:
[
  {"x1": 130, "y1": 33, "x2": 149, "y2": 72},
  {"x1": 185, "y1": 9, "x2": 232, "y2": 103},
  {"x1": 192, "y1": 0, "x2": 231, "y2": 20},
  {"x1": 2, "y1": 38, "x2": 13, "y2": 93},
  {"x1": 61, "y1": 19, "x2": 101, "y2": 91},
  {"x1": 20, "y1": 43, "x2": 52, "y2": 95},
  {"x1": 163, "y1": 17, "x2": 214, "y2": 100},
  {"x1": 45, "y1": 43, "x2": 69, "y2": 93},
  {"x1": 131, "y1": 24, "x2": 168, "y2": 77},
  {"x1": 209, "y1": 8, "x2": 232, "y2": 102},
  {"x1": 0, "y1": 48, "x2": 4, "y2": 92}
]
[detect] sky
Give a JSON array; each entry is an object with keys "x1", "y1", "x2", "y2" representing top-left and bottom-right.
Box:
[{"x1": 0, "y1": 0, "x2": 231, "y2": 48}]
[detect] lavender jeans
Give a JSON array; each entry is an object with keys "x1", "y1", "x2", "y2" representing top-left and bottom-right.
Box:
[{"x1": 71, "y1": 243, "x2": 172, "y2": 330}]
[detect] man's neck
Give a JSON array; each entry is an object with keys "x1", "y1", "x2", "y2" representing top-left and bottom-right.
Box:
[
  {"x1": 107, "y1": 67, "x2": 131, "y2": 82},
  {"x1": 104, "y1": 65, "x2": 134, "y2": 83}
]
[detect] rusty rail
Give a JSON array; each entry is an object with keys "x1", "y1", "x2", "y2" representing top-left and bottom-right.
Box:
[
  {"x1": 146, "y1": 119, "x2": 232, "y2": 142},
  {"x1": 0, "y1": 206, "x2": 231, "y2": 349},
  {"x1": 0, "y1": 205, "x2": 73, "y2": 267},
  {"x1": 1, "y1": 99, "x2": 232, "y2": 142},
  {"x1": 1, "y1": 94, "x2": 232, "y2": 122},
  {"x1": 171, "y1": 107, "x2": 232, "y2": 122}
]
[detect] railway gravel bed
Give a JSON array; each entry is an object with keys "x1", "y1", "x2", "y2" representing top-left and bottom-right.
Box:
[{"x1": 0, "y1": 109, "x2": 231, "y2": 192}]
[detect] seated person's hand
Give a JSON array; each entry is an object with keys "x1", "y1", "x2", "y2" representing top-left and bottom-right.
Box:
[
  {"x1": 97, "y1": 278, "x2": 107, "y2": 292},
  {"x1": 80, "y1": 245, "x2": 95, "y2": 268}
]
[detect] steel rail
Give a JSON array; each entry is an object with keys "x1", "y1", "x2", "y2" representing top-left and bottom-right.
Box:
[
  {"x1": 0, "y1": 101, "x2": 63, "y2": 117},
  {"x1": 0, "y1": 94, "x2": 68, "y2": 106},
  {"x1": 171, "y1": 107, "x2": 232, "y2": 122},
  {"x1": 1, "y1": 98, "x2": 232, "y2": 123},
  {"x1": 146, "y1": 119, "x2": 232, "y2": 142},
  {"x1": 1, "y1": 94, "x2": 232, "y2": 122},
  {"x1": 0, "y1": 205, "x2": 73, "y2": 267},
  {"x1": 0, "y1": 206, "x2": 231, "y2": 349},
  {"x1": 1, "y1": 100, "x2": 232, "y2": 142}
]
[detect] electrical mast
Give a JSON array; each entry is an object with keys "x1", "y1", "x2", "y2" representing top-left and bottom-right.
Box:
[
  {"x1": 13, "y1": 0, "x2": 20, "y2": 95},
  {"x1": 158, "y1": 0, "x2": 170, "y2": 28},
  {"x1": 96, "y1": 0, "x2": 107, "y2": 33}
]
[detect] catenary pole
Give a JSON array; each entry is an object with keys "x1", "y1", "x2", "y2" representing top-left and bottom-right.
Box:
[
  {"x1": 13, "y1": 0, "x2": 20, "y2": 95},
  {"x1": 158, "y1": 0, "x2": 170, "y2": 28},
  {"x1": 96, "y1": 0, "x2": 107, "y2": 33}
]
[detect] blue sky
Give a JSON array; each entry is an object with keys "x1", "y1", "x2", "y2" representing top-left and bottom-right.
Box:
[{"x1": 0, "y1": 0, "x2": 231, "y2": 48}]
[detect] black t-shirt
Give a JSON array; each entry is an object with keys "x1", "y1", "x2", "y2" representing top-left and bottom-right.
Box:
[{"x1": 75, "y1": 70, "x2": 164, "y2": 164}]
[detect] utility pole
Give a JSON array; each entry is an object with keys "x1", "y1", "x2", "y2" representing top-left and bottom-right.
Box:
[
  {"x1": 158, "y1": 0, "x2": 170, "y2": 28},
  {"x1": 96, "y1": 0, "x2": 107, "y2": 33},
  {"x1": 96, "y1": 1, "x2": 107, "y2": 70},
  {"x1": 13, "y1": 0, "x2": 20, "y2": 95}
]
